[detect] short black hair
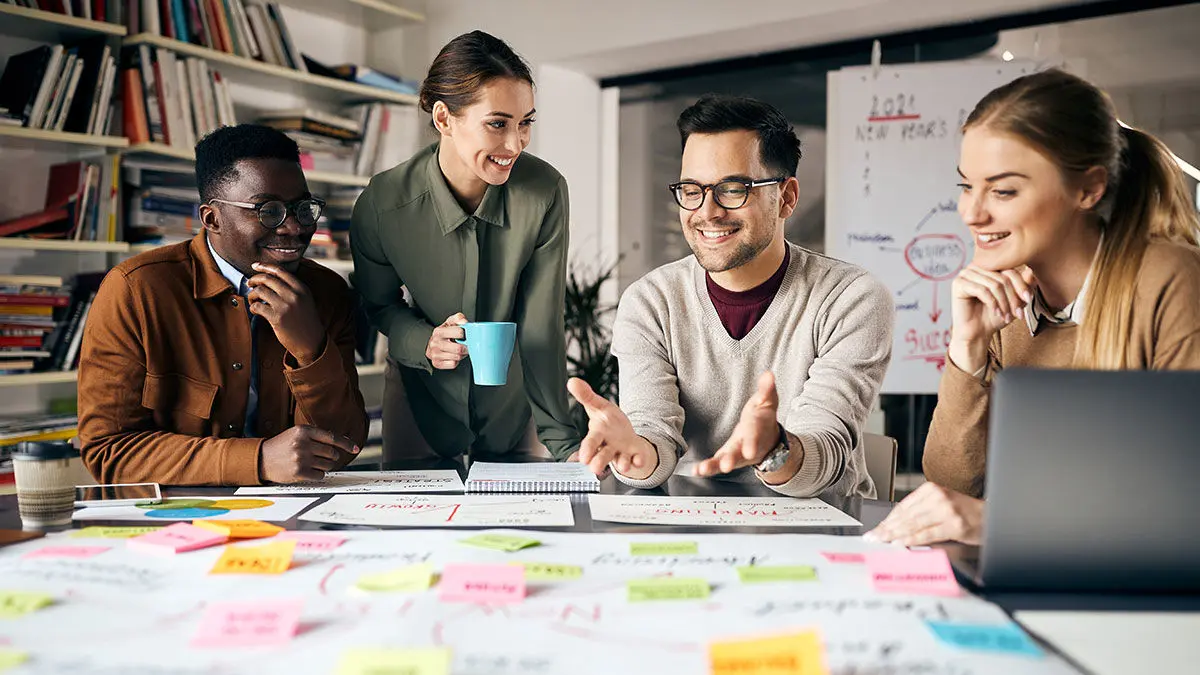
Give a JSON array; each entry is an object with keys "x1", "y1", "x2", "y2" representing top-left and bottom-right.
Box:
[
  {"x1": 195, "y1": 124, "x2": 300, "y2": 202},
  {"x1": 677, "y1": 94, "x2": 801, "y2": 177}
]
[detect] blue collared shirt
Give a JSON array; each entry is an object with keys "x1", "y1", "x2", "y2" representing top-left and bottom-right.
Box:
[{"x1": 207, "y1": 236, "x2": 259, "y2": 436}]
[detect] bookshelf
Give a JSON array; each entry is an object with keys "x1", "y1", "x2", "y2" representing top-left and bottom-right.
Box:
[
  {"x1": 124, "y1": 144, "x2": 372, "y2": 188},
  {"x1": 278, "y1": 0, "x2": 425, "y2": 29},
  {"x1": 0, "y1": 126, "x2": 129, "y2": 153},
  {"x1": 124, "y1": 33, "x2": 420, "y2": 106},
  {"x1": 0, "y1": 4, "x2": 126, "y2": 44},
  {"x1": 0, "y1": 363, "x2": 386, "y2": 388}
]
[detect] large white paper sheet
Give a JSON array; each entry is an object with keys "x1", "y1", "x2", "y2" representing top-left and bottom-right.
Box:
[
  {"x1": 72, "y1": 496, "x2": 319, "y2": 522},
  {"x1": 587, "y1": 494, "x2": 862, "y2": 527},
  {"x1": 233, "y1": 470, "x2": 465, "y2": 495},
  {"x1": 298, "y1": 494, "x2": 575, "y2": 527}
]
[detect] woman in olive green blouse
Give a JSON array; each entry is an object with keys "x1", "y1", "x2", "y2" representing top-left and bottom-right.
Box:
[{"x1": 350, "y1": 31, "x2": 581, "y2": 462}]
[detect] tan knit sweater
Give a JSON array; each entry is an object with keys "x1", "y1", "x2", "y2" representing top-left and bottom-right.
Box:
[{"x1": 923, "y1": 240, "x2": 1200, "y2": 497}]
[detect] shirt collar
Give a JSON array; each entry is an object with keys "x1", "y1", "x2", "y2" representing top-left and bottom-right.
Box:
[
  {"x1": 423, "y1": 143, "x2": 509, "y2": 235},
  {"x1": 206, "y1": 234, "x2": 247, "y2": 293},
  {"x1": 1023, "y1": 237, "x2": 1102, "y2": 336}
]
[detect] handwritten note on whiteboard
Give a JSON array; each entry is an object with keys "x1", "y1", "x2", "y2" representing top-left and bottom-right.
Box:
[
  {"x1": 588, "y1": 495, "x2": 860, "y2": 528},
  {"x1": 298, "y1": 494, "x2": 575, "y2": 528}
]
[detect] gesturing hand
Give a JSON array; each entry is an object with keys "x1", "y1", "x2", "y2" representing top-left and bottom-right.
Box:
[
  {"x1": 567, "y1": 378, "x2": 657, "y2": 479},
  {"x1": 694, "y1": 372, "x2": 782, "y2": 478}
]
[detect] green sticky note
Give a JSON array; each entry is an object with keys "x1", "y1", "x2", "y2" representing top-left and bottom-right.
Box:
[
  {"x1": 355, "y1": 563, "x2": 435, "y2": 593},
  {"x1": 736, "y1": 565, "x2": 818, "y2": 583},
  {"x1": 459, "y1": 534, "x2": 541, "y2": 552},
  {"x1": 0, "y1": 648, "x2": 28, "y2": 672},
  {"x1": 516, "y1": 562, "x2": 583, "y2": 581},
  {"x1": 627, "y1": 577, "x2": 710, "y2": 602},
  {"x1": 71, "y1": 526, "x2": 163, "y2": 539},
  {"x1": 0, "y1": 590, "x2": 53, "y2": 619},
  {"x1": 337, "y1": 647, "x2": 451, "y2": 675},
  {"x1": 630, "y1": 541, "x2": 698, "y2": 556}
]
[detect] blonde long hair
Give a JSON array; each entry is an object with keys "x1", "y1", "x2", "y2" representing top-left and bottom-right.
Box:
[{"x1": 964, "y1": 69, "x2": 1200, "y2": 369}]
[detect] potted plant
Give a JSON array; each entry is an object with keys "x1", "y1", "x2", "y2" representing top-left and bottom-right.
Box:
[{"x1": 563, "y1": 261, "x2": 619, "y2": 435}]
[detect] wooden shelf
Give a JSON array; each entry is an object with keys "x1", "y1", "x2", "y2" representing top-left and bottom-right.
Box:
[
  {"x1": 0, "y1": 4, "x2": 126, "y2": 43},
  {"x1": 278, "y1": 0, "x2": 424, "y2": 29},
  {"x1": 0, "y1": 239, "x2": 129, "y2": 253},
  {"x1": 124, "y1": 33, "x2": 419, "y2": 106},
  {"x1": 0, "y1": 126, "x2": 129, "y2": 153},
  {"x1": 0, "y1": 371, "x2": 78, "y2": 387},
  {"x1": 124, "y1": 143, "x2": 370, "y2": 187},
  {"x1": 125, "y1": 142, "x2": 194, "y2": 161}
]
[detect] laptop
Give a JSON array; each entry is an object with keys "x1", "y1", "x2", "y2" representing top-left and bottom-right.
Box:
[{"x1": 952, "y1": 368, "x2": 1200, "y2": 593}]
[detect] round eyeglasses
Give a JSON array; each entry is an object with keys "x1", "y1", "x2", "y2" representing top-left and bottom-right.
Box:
[
  {"x1": 207, "y1": 197, "x2": 326, "y2": 229},
  {"x1": 668, "y1": 177, "x2": 787, "y2": 211}
]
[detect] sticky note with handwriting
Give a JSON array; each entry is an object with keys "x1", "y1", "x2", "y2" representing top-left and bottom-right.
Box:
[
  {"x1": 0, "y1": 590, "x2": 53, "y2": 619},
  {"x1": 22, "y1": 546, "x2": 110, "y2": 560},
  {"x1": 209, "y1": 540, "x2": 296, "y2": 575},
  {"x1": 630, "y1": 541, "x2": 698, "y2": 555},
  {"x1": 355, "y1": 563, "x2": 435, "y2": 593},
  {"x1": 273, "y1": 531, "x2": 347, "y2": 551},
  {"x1": 126, "y1": 523, "x2": 227, "y2": 555},
  {"x1": 820, "y1": 552, "x2": 865, "y2": 564},
  {"x1": 438, "y1": 563, "x2": 525, "y2": 604},
  {"x1": 865, "y1": 549, "x2": 960, "y2": 597},
  {"x1": 514, "y1": 562, "x2": 583, "y2": 581},
  {"x1": 459, "y1": 533, "x2": 541, "y2": 552},
  {"x1": 710, "y1": 630, "x2": 827, "y2": 675},
  {"x1": 627, "y1": 577, "x2": 710, "y2": 602},
  {"x1": 925, "y1": 621, "x2": 1043, "y2": 657},
  {"x1": 71, "y1": 526, "x2": 162, "y2": 539},
  {"x1": 193, "y1": 520, "x2": 283, "y2": 539},
  {"x1": 736, "y1": 565, "x2": 818, "y2": 584},
  {"x1": 336, "y1": 647, "x2": 452, "y2": 675},
  {"x1": 191, "y1": 599, "x2": 304, "y2": 648}
]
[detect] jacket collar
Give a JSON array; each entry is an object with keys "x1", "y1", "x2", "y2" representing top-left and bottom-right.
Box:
[
  {"x1": 191, "y1": 233, "x2": 236, "y2": 299},
  {"x1": 423, "y1": 143, "x2": 508, "y2": 235}
]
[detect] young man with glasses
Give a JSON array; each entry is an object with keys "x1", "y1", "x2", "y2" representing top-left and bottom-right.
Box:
[
  {"x1": 569, "y1": 95, "x2": 894, "y2": 498},
  {"x1": 78, "y1": 124, "x2": 367, "y2": 486}
]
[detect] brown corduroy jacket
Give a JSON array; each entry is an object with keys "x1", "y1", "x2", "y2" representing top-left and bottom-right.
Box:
[{"x1": 77, "y1": 234, "x2": 367, "y2": 486}]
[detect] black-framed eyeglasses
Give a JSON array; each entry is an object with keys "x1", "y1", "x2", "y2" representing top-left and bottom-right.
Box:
[
  {"x1": 207, "y1": 197, "x2": 326, "y2": 229},
  {"x1": 668, "y1": 177, "x2": 788, "y2": 211}
]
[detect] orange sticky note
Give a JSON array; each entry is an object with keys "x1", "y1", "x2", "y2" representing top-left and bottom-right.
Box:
[
  {"x1": 193, "y1": 520, "x2": 284, "y2": 539},
  {"x1": 710, "y1": 631, "x2": 828, "y2": 675},
  {"x1": 209, "y1": 540, "x2": 296, "y2": 575}
]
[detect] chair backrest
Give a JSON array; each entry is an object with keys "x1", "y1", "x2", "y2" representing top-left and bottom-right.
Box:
[{"x1": 862, "y1": 432, "x2": 898, "y2": 501}]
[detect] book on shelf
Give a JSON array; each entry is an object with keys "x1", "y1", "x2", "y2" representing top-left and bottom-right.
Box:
[
  {"x1": 122, "y1": 154, "x2": 200, "y2": 244},
  {"x1": 122, "y1": 44, "x2": 236, "y2": 149},
  {"x1": 0, "y1": 39, "x2": 119, "y2": 135},
  {"x1": 0, "y1": 273, "x2": 100, "y2": 374},
  {"x1": 330, "y1": 63, "x2": 418, "y2": 95},
  {"x1": 347, "y1": 102, "x2": 420, "y2": 176},
  {"x1": 0, "y1": 158, "x2": 119, "y2": 241}
]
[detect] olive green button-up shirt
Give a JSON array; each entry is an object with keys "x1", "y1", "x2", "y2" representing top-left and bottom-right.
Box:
[{"x1": 350, "y1": 143, "x2": 581, "y2": 460}]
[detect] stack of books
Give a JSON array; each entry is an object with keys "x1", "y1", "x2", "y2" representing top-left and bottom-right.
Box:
[
  {"x1": 122, "y1": 43, "x2": 236, "y2": 149},
  {"x1": 303, "y1": 58, "x2": 419, "y2": 96},
  {"x1": 259, "y1": 109, "x2": 362, "y2": 176},
  {"x1": 0, "y1": 37, "x2": 119, "y2": 135},
  {"x1": 347, "y1": 102, "x2": 420, "y2": 176},
  {"x1": 0, "y1": 275, "x2": 69, "y2": 374},
  {"x1": 0, "y1": 412, "x2": 79, "y2": 496},
  {"x1": 39, "y1": 272, "x2": 105, "y2": 373},
  {"x1": 128, "y1": 0, "x2": 306, "y2": 73},
  {"x1": 123, "y1": 158, "x2": 200, "y2": 245},
  {"x1": 0, "y1": 158, "x2": 122, "y2": 242}
]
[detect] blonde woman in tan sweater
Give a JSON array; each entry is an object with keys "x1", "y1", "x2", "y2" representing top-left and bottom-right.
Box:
[{"x1": 867, "y1": 69, "x2": 1200, "y2": 547}]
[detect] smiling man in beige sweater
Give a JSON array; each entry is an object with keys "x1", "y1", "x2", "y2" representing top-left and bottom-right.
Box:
[{"x1": 568, "y1": 95, "x2": 893, "y2": 498}]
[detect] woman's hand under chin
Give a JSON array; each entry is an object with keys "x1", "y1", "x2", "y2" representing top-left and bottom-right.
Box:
[{"x1": 947, "y1": 264, "x2": 1037, "y2": 373}]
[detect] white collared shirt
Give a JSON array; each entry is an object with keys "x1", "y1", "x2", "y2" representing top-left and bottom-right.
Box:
[
  {"x1": 206, "y1": 235, "x2": 246, "y2": 292},
  {"x1": 1022, "y1": 237, "x2": 1102, "y2": 336}
]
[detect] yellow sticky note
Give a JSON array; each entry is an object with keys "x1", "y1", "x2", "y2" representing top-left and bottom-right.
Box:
[
  {"x1": 514, "y1": 562, "x2": 583, "y2": 581},
  {"x1": 459, "y1": 534, "x2": 541, "y2": 552},
  {"x1": 193, "y1": 520, "x2": 284, "y2": 539},
  {"x1": 355, "y1": 563, "x2": 435, "y2": 593},
  {"x1": 0, "y1": 648, "x2": 28, "y2": 671},
  {"x1": 209, "y1": 541, "x2": 296, "y2": 575},
  {"x1": 71, "y1": 526, "x2": 163, "y2": 539},
  {"x1": 337, "y1": 647, "x2": 451, "y2": 675},
  {"x1": 736, "y1": 565, "x2": 818, "y2": 584},
  {"x1": 710, "y1": 631, "x2": 828, "y2": 675},
  {"x1": 631, "y1": 541, "x2": 698, "y2": 555},
  {"x1": 627, "y1": 577, "x2": 709, "y2": 602},
  {"x1": 0, "y1": 590, "x2": 53, "y2": 619}
]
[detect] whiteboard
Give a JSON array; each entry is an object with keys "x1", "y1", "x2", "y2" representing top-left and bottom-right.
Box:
[{"x1": 826, "y1": 60, "x2": 1037, "y2": 394}]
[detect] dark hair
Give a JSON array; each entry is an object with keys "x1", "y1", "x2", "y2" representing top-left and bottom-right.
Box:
[
  {"x1": 676, "y1": 94, "x2": 802, "y2": 177},
  {"x1": 965, "y1": 68, "x2": 1199, "y2": 368},
  {"x1": 419, "y1": 31, "x2": 533, "y2": 118},
  {"x1": 195, "y1": 124, "x2": 300, "y2": 202}
]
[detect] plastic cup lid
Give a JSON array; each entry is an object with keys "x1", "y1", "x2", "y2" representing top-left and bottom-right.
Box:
[{"x1": 14, "y1": 441, "x2": 79, "y2": 461}]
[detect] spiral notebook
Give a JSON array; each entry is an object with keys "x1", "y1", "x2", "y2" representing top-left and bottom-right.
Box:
[{"x1": 464, "y1": 461, "x2": 601, "y2": 493}]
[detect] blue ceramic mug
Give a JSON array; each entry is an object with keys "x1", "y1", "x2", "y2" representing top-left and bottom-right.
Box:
[{"x1": 455, "y1": 322, "x2": 517, "y2": 386}]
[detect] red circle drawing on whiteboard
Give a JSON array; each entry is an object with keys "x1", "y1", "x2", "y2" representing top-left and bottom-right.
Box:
[{"x1": 904, "y1": 234, "x2": 967, "y2": 281}]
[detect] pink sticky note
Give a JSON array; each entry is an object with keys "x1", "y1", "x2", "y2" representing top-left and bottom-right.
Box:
[
  {"x1": 22, "y1": 546, "x2": 111, "y2": 560},
  {"x1": 821, "y1": 552, "x2": 866, "y2": 564},
  {"x1": 127, "y1": 523, "x2": 228, "y2": 555},
  {"x1": 865, "y1": 549, "x2": 961, "y2": 597},
  {"x1": 272, "y1": 531, "x2": 347, "y2": 552},
  {"x1": 439, "y1": 564, "x2": 526, "y2": 604},
  {"x1": 191, "y1": 599, "x2": 304, "y2": 648}
]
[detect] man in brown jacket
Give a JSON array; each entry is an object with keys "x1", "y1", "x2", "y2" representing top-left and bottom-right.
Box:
[{"x1": 78, "y1": 124, "x2": 367, "y2": 486}]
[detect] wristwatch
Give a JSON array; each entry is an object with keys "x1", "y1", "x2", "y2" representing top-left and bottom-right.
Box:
[{"x1": 755, "y1": 423, "x2": 790, "y2": 473}]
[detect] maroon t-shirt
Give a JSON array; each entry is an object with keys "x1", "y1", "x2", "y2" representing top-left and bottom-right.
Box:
[{"x1": 706, "y1": 248, "x2": 790, "y2": 340}]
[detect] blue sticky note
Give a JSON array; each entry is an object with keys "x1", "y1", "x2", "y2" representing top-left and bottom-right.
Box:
[{"x1": 925, "y1": 621, "x2": 1043, "y2": 658}]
